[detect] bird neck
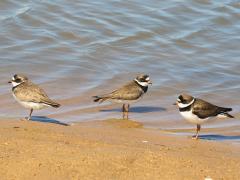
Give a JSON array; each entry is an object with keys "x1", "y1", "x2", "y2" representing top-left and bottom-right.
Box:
[
  {"x1": 179, "y1": 99, "x2": 195, "y2": 112},
  {"x1": 134, "y1": 80, "x2": 148, "y2": 93},
  {"x1": 12, "y1": 81, "x2": 25, "y2": 91}
]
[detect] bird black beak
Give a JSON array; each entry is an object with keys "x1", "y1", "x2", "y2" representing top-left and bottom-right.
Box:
[
  {"x1": 148, "y1": 80, "x2": 152, "y2": 85},
  {"x1": 8, "y1": 80, "x2": 12, "y2": 84},
  {"x1": 173, "y1": 102, "x2": 177, "y2": 105}
]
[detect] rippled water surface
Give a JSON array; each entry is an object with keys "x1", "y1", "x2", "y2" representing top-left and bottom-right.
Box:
[{"x1": 0, "y1": 0, "x2": 240, "y2": 134}]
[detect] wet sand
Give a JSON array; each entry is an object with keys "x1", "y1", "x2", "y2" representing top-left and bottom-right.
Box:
[{"x1": 0, "y1": 118, "x2": 240, "y2": 180}]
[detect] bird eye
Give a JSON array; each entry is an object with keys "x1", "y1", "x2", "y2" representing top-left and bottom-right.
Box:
[
  {"x1": 178, "y1": 95, "x2": 183, "y2": 101},
  {"x1": 15, "y1": 78, "x2": 21, "y2": 83}
]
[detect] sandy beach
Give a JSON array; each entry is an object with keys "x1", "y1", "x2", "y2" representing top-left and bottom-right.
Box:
[
  {"x1": 1, "y1": 0, "x2": 240, "y2": 179},
  {"x1": 0, "y1": 118, "x2": 239, "y2": 180}
]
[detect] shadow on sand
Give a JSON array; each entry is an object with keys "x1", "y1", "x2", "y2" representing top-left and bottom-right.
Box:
[
  {"x1": 30, "y1": 116, "x2": 69, "y2": 126},
  {"x1": 199, "y1": 134, "x2": 240, "y2": 141},
  {"x1": 100, "y1": 106, "x2": 166, "y2": 113}
]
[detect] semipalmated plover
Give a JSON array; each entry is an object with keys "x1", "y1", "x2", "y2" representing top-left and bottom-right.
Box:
[
  {"x1": 93, "y1": 74, "x2": 152, "y2": 119},
  {"x1": 8, "y1": 74, "x2": 61, "y2": 120},
  {"x1": 174, "y1": 94, "x2": 234, "y2": 139}
]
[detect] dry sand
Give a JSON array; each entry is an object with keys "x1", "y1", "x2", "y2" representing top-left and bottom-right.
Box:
[{"x1": 0, "y1": 118, "x2": 240, "y2": 180}]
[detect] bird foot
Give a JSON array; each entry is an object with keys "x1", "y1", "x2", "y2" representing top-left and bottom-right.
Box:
[
  {"x1": 22, "y1": 117, "x2": 31, "y2": 121},
  {"x1": 191, "y1": 136, "x2": 199, "y2": 140}
]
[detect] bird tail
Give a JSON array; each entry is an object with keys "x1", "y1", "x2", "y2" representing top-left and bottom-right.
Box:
[
  {"x1": 93, "y1": 96, "x2": 108, "y2": 103},
  {"x1": 218, "y1": 107, "x2": 234, "y2": 118},
  {"x1": 220, "y1": 107, "x2": 232, "y2": 112},
  {"x1": 50, "y1": 102, "x2": 61, "y2": 108},
  {"x1": 42, "y1": 100, "x2": 61, "y2": 108}
]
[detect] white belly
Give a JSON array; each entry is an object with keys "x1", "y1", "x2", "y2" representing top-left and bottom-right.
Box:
[
  {"x1": 180, "y1": 110, "x2": 210, "y2": 125},
  {"x1": 13, "y1": 93, "x2": 49, "y2": 110},
  {"x1": 18, "y1": 101, "x2": 49, "y2": 110}
]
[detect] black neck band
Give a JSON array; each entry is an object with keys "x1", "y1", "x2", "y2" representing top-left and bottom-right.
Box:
[{"x1": 134, "y1": 80, "x2": 148, "y2": 93}]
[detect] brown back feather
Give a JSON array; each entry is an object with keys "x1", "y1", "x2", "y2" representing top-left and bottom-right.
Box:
[{"x1": 14, "y1": 81, "x2": 60, "y2": 107}]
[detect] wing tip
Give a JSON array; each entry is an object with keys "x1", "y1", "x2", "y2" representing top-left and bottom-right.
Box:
[
  {"x1": 52, "y1": 102, "x2": 61, "y2": 108},
  {"x1": 93, "y1": 96, "x2": 107, "y2": 103},
  {"x1": 225, "y1": 113, "x2": 234, "y2": 118}
]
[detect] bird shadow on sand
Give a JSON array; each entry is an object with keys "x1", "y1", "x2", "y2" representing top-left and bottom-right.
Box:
[
  {"x1": 30, "y1": 116, "x2": 69, "y2": 126},
  {"x1": 199, "y1": 134, "x2": 240, "y2": 141},
  {"x1": 100, "y1": 106, "x2": 166, "y2": 113}
]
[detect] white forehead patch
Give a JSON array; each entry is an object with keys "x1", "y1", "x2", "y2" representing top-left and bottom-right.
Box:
[
  {"x1": 145, "y1": 77, "x2": 150, "y2": 81},
  {"x1": 12, "y1": 76, "x2": 15, "y2": 80}
]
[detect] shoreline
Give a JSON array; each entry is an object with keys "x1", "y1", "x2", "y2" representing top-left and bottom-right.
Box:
[{"x1": 0, "y1": 118, "x2": 240, "y2": 179}]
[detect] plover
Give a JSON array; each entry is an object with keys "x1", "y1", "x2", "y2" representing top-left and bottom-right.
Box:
[
  {"x1": 174, "y1": 94, "x2": 234, "y2": 139},
  {"x1": 93, "y1": 74, "x2": 152, "y2": 119},
  {"x1": 8, "y1": 74, "x2": 61, "y2": 120}
]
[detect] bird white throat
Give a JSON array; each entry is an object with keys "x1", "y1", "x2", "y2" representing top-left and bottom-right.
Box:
[{"x1": 11, "y1": 81, "x2": 22, "y2": 87}]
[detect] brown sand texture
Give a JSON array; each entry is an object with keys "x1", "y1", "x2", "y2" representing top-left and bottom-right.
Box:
[{"x1": 0, "y1": 119, "x2": 240, "y2": 180}]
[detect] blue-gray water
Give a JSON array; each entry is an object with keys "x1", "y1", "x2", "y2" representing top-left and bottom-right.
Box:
[{"x1": 0, "y1": 0, "x2": 240, "y2": 138}]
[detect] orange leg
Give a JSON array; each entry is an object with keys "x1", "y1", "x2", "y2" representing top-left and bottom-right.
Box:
[
  {"x1": 192, "y1": 124, "x2": 201, "y2": 140},
  {"x1": 122, "y1": 104, "x2": 130, "y2": 120},
  {"x1": 27, "y1": 108, "x2": 33, "y2": 121},
  {"x1": 122, "y1": 104, "x2": 125, "y2": 119},
  {"x1": 126, "y1": 104, "x2": 130, "y2": 120}
]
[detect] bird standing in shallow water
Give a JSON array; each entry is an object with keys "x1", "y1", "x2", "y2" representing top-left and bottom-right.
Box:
[
  {"x1": 174, "y1": 94, "x2": 234, "y2": 139},
  {"x1": 8, "y1": 74, "x2": 61, "y2": 120},
  {"x1": 93, "y1": 74, "x2": 152, "y2": 120}
]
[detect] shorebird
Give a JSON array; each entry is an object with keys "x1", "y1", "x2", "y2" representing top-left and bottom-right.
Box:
[
  {"x1": 8, "y1": 74, "x2": 61, "y2": 120},
  {"x1": 174, "y1": 94, "x2": 234, "y2": 139},
  {"x1": 93, "y1": 74, "x2": 152, "y2": 119}
]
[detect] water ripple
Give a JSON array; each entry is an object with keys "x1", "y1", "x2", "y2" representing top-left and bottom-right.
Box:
[{"x1": 0, "y1": 0, "x2": 239, "y2": 131}]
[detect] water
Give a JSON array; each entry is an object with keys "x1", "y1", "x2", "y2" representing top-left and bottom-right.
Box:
[{"x1": 0, "y1": 0, "x2": 240, "y2": 136}]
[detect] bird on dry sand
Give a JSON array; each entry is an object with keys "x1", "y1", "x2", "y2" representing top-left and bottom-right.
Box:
[{"x1": 8, "y1": 74, "x2": 61, "y2": 120}]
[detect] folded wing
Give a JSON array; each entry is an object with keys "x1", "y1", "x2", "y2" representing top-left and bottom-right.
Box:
[
  {"x1": 93, "y1": 81, "x2": 144, "y2": 103},
  {"x1": 14, "y1": 82, "x2": 60, "y2": 108},
  {"x1": 193, "y1": 98, "x2": 233, "y2": 119}
]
